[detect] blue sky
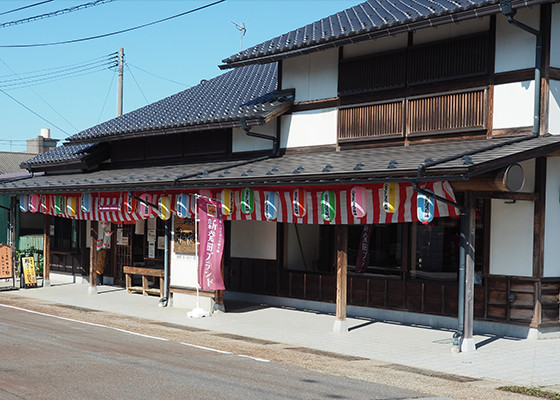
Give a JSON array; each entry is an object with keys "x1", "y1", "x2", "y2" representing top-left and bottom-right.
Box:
[{"x1": 0, "y1": 0, "x2": 357, "y2": 153}]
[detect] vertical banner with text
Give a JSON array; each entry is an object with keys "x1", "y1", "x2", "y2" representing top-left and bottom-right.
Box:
[{"x1": 197, "y1": 197, "x2": 226, "y2": 291}]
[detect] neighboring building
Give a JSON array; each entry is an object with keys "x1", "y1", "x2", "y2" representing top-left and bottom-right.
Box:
[
  {"x1": 0, "y1": 151, "x2": 38, "y2": 244},
  {"x1": 4, "y1": 0, "x2": 560, "y2": 346}
]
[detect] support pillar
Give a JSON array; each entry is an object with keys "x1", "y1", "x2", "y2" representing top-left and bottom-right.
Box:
[
  {"x1": 88, "y1": 221, "x2": 97, "y2": 295},
  {"x1": 42, "y1": 214, "x2": 51, "y2": 287},
  {"x1": 9, "y1": 196, "x2": 16, "y2": 289},
  {"x1": 461, "y1": 192, "x2": 476, "y2": 352},
  {"x1": 333, "y1": 225, "x2": 348, "y2": 333}
]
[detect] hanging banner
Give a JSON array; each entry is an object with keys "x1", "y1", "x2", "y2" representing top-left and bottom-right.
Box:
[
  {"x1": 176, "y1": 193, "x2": 191, "y2": 218},
  {"x1": 292, "y1": 188, "x2": 306, "y2": 218},
  {"x1": 321, "y1": 190, "x2": 336, "y2": 221},
  {"x1": 240, "y1": 187, "x2": 254, "y2": 214},
  {"x1": 221, "y1": 189, "x2": 234, "y2": 216},
  {"x1": 264, "y1": 191, "x2": 279, "y2": 220},
  {"x1": 355, "y1": 224, "x2": 373, "y2": 274},
  {"x1": 19, "y1": 195, "x2": 29, "y2": 213},
  {"x1": 417, "y1": 191, "x2": 435, "y2": 224},
  {"x1": 382, "y1": 182, "x2": 399, "y2": 213},
  {"x1": 28, "y1": 194, "x2": 39, "y2": 213},
  {"x1": 197, "y1": 197, "x2": 225, "y2": 291}
]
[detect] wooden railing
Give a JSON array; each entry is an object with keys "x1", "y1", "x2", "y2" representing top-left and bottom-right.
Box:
[{"x1": 338, "y1": 88, "x2": 487, "y2": 142}]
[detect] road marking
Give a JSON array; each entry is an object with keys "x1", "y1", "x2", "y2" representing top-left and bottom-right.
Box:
[{"x1": 0, "y1": 303, "x2": 271, "y2": 362}]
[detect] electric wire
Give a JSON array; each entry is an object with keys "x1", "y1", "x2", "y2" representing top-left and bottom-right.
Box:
[
  {"x1": 125, "y1": 63, "x2": 149, "y2": 105},
  {"x1": 0, "y1": 60, "x2": 118, "y2": 90},
  {"x1": 0, "y1": 56, "x2": 79, "y2": 133},
  {"x1": 0, "y1": 1, "x2": 54, "y2": 17},
  {"x1": 97, "y1": 67, "x2": 117, "y2": 123},
  {"x1": 0, "y1": 88, "x2": 68, "y2": 135},
  {"x1": 0, "y1": 0, "x2": 226, "y2": 48},
  {"x1": 127, "y1": 63, "x2": 189, "y2": 87},
  {"x1": 0, "y1": 0, "x2": 116, "y2": 29}
]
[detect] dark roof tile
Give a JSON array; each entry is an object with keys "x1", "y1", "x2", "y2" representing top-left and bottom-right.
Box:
[
  {"x1": 220, "y1": 0, "x2": 551, "y2": 68},
  {"x1": 21, "y1": 143, "x2": 98, "y2": 168},
  {"x1": 68, "y1": 63, "x2": 290, "y2": 143}
]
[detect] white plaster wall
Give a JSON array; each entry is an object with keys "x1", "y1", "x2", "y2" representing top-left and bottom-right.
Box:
[
  {"x1": 280, "y1": 108, "x2": 337, "y2": 149},
  {"x1": 170, "y1": 216, "x2": 198, "y2": 289},
  {"x1": 281, "y1": 48, "x2": 338, "y2": 102},
  {"x1": 495, "y1": 8, "x2": 539, "y2": 73},
  {"x1": 343, "y1": 33, "x2": 407, "y2": 59},
  {"x1": 232, "y1": 121, "x2": 277, "y2": 153},
  {"x1": 413, "y1": 17, "x2": 490, "y2": 45},
  {"x1": 549, "y1": 80, "x2": 560, "y2": 134},
  {"x1": 492, "y1": 81, "x2": 535, "y2": 129},
  {"x1": 551, "y1": 4, "x2": 560, "y2": 68},
  {"x1": 544, "y1": 157, "x2": 560, "y2": 277},
  {"x1": 490, "y1": 199, "x2": 534, "y2": 277},
  {"x1": 230, "y1": 220, "x2": 276, "y2": 260}
]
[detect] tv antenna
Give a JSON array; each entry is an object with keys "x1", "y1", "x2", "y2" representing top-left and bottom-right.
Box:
[{"x1": 231, "y1": 21, "x2": 246, "y2": 51}]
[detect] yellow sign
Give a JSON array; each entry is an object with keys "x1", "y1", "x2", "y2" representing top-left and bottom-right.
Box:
[{"x1": 21, "y1": 256, "x2": 37, "y2": 288}]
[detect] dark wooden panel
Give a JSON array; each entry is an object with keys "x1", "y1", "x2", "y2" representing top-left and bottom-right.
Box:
[
  {"x1": 278, "y1": 270, "x2": 290, "y2": 297},
  {"x1": 264, "y1": 262, "x2": 278, "y2": 295},
  {"x1": 386, "y1": 280, "x2": 403, "y2": 308},
  {"x1": 369, "y1": 279, "x2": 386, "y2": 307},
  {"x1": 290, "y1": 273, "x2": 305, "y2": 298},
  {"x1": 321, "y1": 275, "x2": 336, "y2": 302},
  {"x1": 509, "y1": 307, "x2": 534, "y2": 322},
  {"x1": 252, "y1": 262, "x2": 266, "y2": 294},
  {"x1": 338, "y1": 101, "x2": 403, "y2": 140},
  {"x1": 349, "y1": 277, "x2": 368, "y2": 306},
  {"x1": 305, "y1": 274, "x2": 322, "y2": 301},
  {"x1": 487, "y1": 305, "x2": 507, "y2": 319}
]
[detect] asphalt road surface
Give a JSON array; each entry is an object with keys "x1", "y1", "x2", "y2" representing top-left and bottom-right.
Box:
[{"x1": 0, "y1": 305, "x2": 438, "y2": 400}]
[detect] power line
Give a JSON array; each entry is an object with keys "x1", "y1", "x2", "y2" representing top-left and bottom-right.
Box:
[
  {"x1": 0, "y1": 1, "x2": 54, "y2": 17},
  {"x1": 125, "y1": 63, "x2": 149, "y2": 105},
  {"x1": 127, "y1": 63, "x2": 189, "y2": 87},
  {"x1": 0, "y1": 0, "x2": 116, "y2": 29},
  {"x1": 0, "y1": 0, "x2": 226, "y2": 48},
  {"x1": 0, "y1": 88, "x2": 69, "y2": 135},
  {"x1": 97, "y1": 68, "x2": 117, "y2": 123}
]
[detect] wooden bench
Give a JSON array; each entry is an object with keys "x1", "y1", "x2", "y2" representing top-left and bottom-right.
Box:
[{"x1": 123, "y1": 266, "x2": 164, "y2": 297}]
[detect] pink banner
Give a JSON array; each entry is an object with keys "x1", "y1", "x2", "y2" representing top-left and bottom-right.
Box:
[{"x1": 198, "y1": 197, "x2": 226, "y2": 291}]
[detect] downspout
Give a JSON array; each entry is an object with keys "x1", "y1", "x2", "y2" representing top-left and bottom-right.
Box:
[
  {"x1": 240, "y1": 117, "x2": 280, "y2": 157},
  {"x1": 159, "y1": 219, "x2": 171, "y2": 307},
  {"x1": 500, "y1": 0, "x2": 542, "y2": 138}
]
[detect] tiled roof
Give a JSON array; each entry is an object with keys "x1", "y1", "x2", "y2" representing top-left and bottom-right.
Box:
[
  {"x1": 220, "y1": 0, "x2": 552, "y2": 68},
  {"x1": 20, "y1": 143, "x2": 98, "y2": 168},
  {"x1": 4, "y1": 136, "x2": 560, "y2": 193},
  {"x1": 68, "y1": 63, "x2": 291, "y2": 143},
  {"x1": 0, "y1": 152, "x2": 37, "y2": 173}
]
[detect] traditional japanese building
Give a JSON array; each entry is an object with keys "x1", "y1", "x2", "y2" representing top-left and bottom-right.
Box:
[{"x1": 4, "y1": 0, "x2": 560, "y2": 349}]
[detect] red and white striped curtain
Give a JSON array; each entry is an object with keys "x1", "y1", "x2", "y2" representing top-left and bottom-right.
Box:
[{"x1": 20, "y1": 181, "x2": 459, "y2": 224}]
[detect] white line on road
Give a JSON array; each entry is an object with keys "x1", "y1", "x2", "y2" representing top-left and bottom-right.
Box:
[{"x1": 0, "y1": 303, "x2": 271, "y2": 362}]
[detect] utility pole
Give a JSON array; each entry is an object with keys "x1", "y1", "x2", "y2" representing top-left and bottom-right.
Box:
[{"x1": 117, "y1": 47, "x2": 124, "y2": 117}]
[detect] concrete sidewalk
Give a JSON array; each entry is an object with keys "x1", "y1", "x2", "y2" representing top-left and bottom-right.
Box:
[{"x1": 2, "y1": 278, "x2": 559, "y2": 391}]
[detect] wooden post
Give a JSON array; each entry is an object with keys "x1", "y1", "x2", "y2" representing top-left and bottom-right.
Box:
[
  {"x1": 88, "y1": 221, "x2": 97, "y2": 295},
  {"x1": 333, "y1": 225, "x2": 348, "y2": 333},
  {"x1": 43, "y1": 214, "x2": 50, "y2": 287},
  {"x1": 461, "y1": 192, "x2": 476, "y2": 352},
  {"x1": 9, "y1": 196, "x2": 16, "y2": 289}
]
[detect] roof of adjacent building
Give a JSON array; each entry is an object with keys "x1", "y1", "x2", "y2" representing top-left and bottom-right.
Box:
[
  {"x1": 67, "y1": 63, "x2": 292, "y2": 144},
  {"x1": 3, "y1": 135, "x2": 560, "y2": 194},
  {"x1": 220, "y1": 0, "x2": 553, "y2": 68},
  {"x1": 0, "y1": 152, "x2": 38, "y2": 174}
]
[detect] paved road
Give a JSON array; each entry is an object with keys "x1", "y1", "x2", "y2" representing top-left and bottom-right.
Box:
[{"x1": 0, "y1": 306, "x2": 442, "y2": 400}]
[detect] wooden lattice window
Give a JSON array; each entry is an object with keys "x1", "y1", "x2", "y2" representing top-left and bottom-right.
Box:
[
  {"x1": 338, "y1": 101, "x2": 404, "y2": 141},
  {"x1": 407, "y1": 89, "x2": 487, "y2": 136}
]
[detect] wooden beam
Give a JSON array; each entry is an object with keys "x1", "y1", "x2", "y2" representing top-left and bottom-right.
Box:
[
  {"x1": 531, "y1": 157, "x2": 546, "y2": 327},
  {"x1": 333, "y1": 225, "x2": 348, "y2": 333}
]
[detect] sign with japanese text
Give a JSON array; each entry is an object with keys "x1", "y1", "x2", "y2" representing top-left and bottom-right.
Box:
[
  {"x1": 0, "y1": 244, "x2": 12, "y2": 279},
  {"x1": 197, "y1": 197, "x2": 225, "y2": 291},
  {"x1": 21, "y1": 256, "x2": 37, "y2": 288}
]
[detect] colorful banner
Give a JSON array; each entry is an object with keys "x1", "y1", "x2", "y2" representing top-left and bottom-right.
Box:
[
  {"x1": 26, "y1": 181, "x2": 458, "y2": 225},
  {"x1": 197, "y1": 197, "x2": 225, "y2": 291}
]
